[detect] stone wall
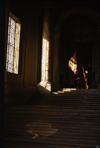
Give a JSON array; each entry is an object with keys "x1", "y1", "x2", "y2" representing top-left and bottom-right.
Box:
[{"x1": 4, "y1": 0, "x2": 40, "y2": 104}]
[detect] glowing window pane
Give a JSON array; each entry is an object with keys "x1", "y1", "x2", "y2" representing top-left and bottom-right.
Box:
[
  {"x1": 41, "y1": 39, "x2": 49, "y2": 82},
  {"x1": 6, "y1": 16, "x2": 21, "y2": 74},
  {"x1": 14, "y1": 23, "x2": 20, "y2": 74}
]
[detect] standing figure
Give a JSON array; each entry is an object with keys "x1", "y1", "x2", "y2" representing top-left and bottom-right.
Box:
[
  {"x1": 83, "y1": 70, "x2": 88, "y2": 89},
  {"x1": 73, "y1": 72, "x2": 80, "y2": 88}
]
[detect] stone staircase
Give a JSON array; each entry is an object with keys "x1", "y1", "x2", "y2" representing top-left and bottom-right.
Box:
[{"x1": 3, "y1": 89, "x2": 100, "y2": 148}]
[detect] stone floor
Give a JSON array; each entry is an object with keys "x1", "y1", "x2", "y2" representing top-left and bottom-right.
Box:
[{"x1": 3, "y1": 89, "x2": 100, "y2": 148}]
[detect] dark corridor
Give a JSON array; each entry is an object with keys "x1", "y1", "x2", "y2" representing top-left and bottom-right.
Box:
[{"x1": 59, "y1": 14, "x2": 98, "y2": 89}]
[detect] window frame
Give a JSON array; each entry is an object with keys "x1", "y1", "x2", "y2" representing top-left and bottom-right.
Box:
[{"x1": 6, "y1": 12, "x2": 21, "y2": 74}]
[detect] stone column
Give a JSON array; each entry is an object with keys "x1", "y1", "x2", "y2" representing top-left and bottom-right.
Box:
[
  {"x1": 39, "y1": 2, "x2": 53, "y2": 92},
  {"x1": 52, "y1": 32, "x2": 61, "y2": 91}
]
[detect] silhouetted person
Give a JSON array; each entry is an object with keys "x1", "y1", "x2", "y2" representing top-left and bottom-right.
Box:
[
  {"x1": 73, "y1": 72, "x2": 80, "y2": 88},
  {"x1": 83, "y1": 70, "x2": 88, "y2": 89}
]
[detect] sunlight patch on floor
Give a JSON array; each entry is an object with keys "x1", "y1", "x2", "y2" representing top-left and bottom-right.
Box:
[
  {"x1": 63, "y1": 88, "x2": 77, "y2": 92},
  {"x1": 57, "y1": 91, "x2": 65, "y2": 93},
  {"x1": 52, "y1": 92, "x2": 59, "y2": 95},
  {"x1": 25, "y1": 121, "x2": 58, "y2": 139},
  {"x1": 52, "y1": 88, "x2": 77, "y2": 95}
]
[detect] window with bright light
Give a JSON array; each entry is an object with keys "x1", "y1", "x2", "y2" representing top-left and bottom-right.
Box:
[
  {"x1": 41, "y1": 38, "x2": 49, "y2": 83},
  {"x1": 39, "y1": 38, "x2": 51, "y2": 91},
  {"x1": 6, "y1": 13, "x2": 21, "y2": 74}
]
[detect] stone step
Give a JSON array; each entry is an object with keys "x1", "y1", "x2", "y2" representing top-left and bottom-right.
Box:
[{"x1": 3, "y1": 92, "x2": 100, "y2": 148}]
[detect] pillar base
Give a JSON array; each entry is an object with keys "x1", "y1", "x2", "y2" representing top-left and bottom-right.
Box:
[{"x1": 38, "y1": 81, "x2": 51, "y2": 92}]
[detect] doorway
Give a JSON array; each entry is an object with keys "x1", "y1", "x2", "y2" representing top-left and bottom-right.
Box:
[
  {"x1": 53, "y1": 7, "x2": 100, "y2": 91},
  {"x1": 59, "y1": 14, "x2": 95, "y2": 89}
]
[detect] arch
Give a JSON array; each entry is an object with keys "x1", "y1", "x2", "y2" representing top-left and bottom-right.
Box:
[
  {"x1": 55, "y1": 7, "x2": 100, "y2": 33},
  {"x1": 52, "y1": 7, "x2": 100, "y2": 91}
]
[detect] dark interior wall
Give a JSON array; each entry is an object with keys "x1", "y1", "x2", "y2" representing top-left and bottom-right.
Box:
[
  {"x1": 23, "y1": 2, "x2": 40, "y2": 86},
  {"x1": 92, "y1": 35, "x2": 100, "y2": 88},
  {"x1": 5, "y1": 0, "x2": 40, "y2": 87}
]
